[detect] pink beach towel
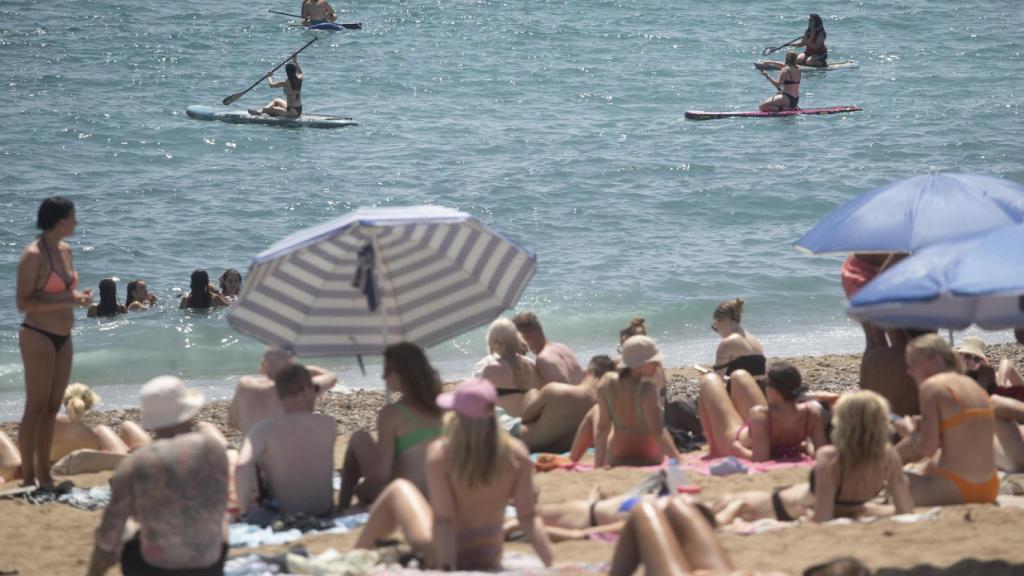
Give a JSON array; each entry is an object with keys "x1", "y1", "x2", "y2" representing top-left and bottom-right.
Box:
[
  {"x1": 679, "y1": 451, "x2": 814, "y2": 476},
  {"x1": 532, "y1": 453, "x2": 668, "y2": 473}
]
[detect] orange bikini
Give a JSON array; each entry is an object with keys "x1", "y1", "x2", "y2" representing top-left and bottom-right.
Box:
[{"x1": 935, "y1": 386, "x2": 999, "y2": 504}]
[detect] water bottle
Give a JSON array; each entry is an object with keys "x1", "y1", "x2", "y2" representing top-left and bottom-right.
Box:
[{"x1": 665, "y1": 458, "x2": 689, "y2": 493}]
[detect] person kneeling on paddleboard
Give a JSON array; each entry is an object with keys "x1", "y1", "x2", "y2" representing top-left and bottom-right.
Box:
[
  {"x1": 792, "y1": 13, "x2": 828, "y2": 67},
  {"x1": 302, "y1": 0, "x2": 337, "y2": 25},
  {"x1": 251, "y1": 56, "x2": 303, "y2": 118},
  {"x1": 759, "y1": 51, "x2": 800, "y2": 112}
]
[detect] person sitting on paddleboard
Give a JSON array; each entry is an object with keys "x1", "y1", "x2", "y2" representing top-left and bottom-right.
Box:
[
  {"x1": 301, "y1": 0, "x2": 336, "y2": 25},
  {"x1": 759, "y1": 51, "x2": 800, "y2": 112},
  {"x1": 252, "y1": 56, "x2": 303, "y2": 118},
  {"x1": 792, "y1": 13, "x2": 827, "y2": 67}
]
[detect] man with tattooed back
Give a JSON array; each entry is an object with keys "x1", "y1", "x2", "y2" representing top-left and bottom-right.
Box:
[{"x1": 86, "y1": 376, "x2": 229, "y2": 576}]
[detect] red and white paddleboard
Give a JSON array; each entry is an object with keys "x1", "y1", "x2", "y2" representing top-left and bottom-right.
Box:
[{"x1": 684, "y1": 106, "x2": 862, "y2": 121}]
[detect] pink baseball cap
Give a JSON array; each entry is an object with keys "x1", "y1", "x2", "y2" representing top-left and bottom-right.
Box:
[{"x1": 436, "y1": 377, "x2": 497, "y2": 419}]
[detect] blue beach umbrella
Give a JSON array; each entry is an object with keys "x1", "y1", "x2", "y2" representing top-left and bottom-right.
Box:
[
  {"x1": 795, "y1": 174, "x2": 1024, "y2": 254},
  {"x1": 847, "y1": 225, "x2": 1024, "y2": 330},
  {"x1": 227, "y1": 206, "x2": 537, "y2": 356}
]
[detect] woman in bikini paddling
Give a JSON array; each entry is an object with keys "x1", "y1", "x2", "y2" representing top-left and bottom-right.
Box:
[
  {"x1": 16, "y1": 196, "x2": 93, "y2": 487},
  {"x1": 759, "y1": 51, "x2": 801, "y2": 112}
]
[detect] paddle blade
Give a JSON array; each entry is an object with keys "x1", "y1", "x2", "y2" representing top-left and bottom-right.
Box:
[
  {"x1": 762, "y1": 46, "x2": 774, "y2": 55},
  {"x1": 222, "y1": 92, "x2": 243, "y2": 105},
  {"x1": 341, "y1": 22, "x2": 362, "y2": 29}
]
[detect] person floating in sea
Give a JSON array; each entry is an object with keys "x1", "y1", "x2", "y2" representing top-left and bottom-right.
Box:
[
  {"x1": 759, "y1": 51, "x2": 801, "y2": 112},
  {"x1": 250, "y1": 56, "x2": 303, "y2": 118},
  {"x1": 86, "y1": 278, "x2": 128, "y2": 318},
  {"x1": 301, "y1": 0, "x2": 337, "y2": 25}
]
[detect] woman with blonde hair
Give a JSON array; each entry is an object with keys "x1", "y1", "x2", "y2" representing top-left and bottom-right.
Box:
[
  {"x1": 338, "y1": 342, "x2": 443, "y2": 510},
  {"x1": 50, "y1": 383, "x2": 134, "y2": 461},
  {"x1": 898, "y1": 334, "x2": 999, "y2": 505},
  {"x1": 474, "y1": 317, "x2": 540, "y2": 417},
  {"x1": 712, "y1": 390, "x2": 911, "y2": 524},
  {"x1": 355, "y1": 377, "x2": 553, "y2": 570}
]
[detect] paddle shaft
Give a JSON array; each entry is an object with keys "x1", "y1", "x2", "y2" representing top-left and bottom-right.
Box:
[
  {"x1": 222, "y1": 37, "x2": 317, "y2": 105},
  {"x1": 763, "y1": 35, "x2": 803, "y2": 55},
  {"x1": 269, "y1": 9, "x2": 302, "y2": 18}
]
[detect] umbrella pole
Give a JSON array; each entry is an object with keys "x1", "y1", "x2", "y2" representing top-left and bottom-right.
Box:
[
  {"x1": 372, "y1": 232, "x2": 388, "y2": 349},
  {"x1": 947, "y1": 329, "x2": 954, "y2": 346}
]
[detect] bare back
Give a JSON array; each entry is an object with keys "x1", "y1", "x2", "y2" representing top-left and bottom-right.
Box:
[
  {"x1": 536, "y1": 342, "x2": 583, "y2": 386},
  {"x1": 426, "y1": 437, "x2": 536, "y2": 571},
  {"x1": 477, "y1": 355, "x2": 540, "y2": 417},
  {"x1": 520, "y1": 383, "x2": 596, "y2": 453},
  {"x1": 228, "y1": 376, "x2": 285, "y2": 434},
  {"x1": 922, "y1": 373, "x2": 996, "y2": 482},
  {"x1": 241, "y1": 413, "x2": 336, "y2": 515},
  {"x1": 600, "y1": 378, "x2": 664, "y2": 466},
  {"x1": 50, "y1": 416, "x2": 102, "y2": 461}
]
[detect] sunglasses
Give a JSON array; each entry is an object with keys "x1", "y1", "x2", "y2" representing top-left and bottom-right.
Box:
[
  {"x1": 710, "y1": 322, "x2": 719, "y2": 333},
  {"x1": 959, "y1": 353, "x2": 984, "y2": 363}
]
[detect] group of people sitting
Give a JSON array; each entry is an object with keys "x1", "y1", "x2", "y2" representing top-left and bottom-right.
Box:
[
  {"x1": 83, "y1": 268, "x2": 244, "y2": 318},
  {"x1": 19, "y1": 298, "x2": 1021, "y2": 574}
]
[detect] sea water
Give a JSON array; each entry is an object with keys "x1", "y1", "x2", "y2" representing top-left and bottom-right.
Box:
[{"x1": 1, "y1": 0, "x2": 1021, "y2": 419}]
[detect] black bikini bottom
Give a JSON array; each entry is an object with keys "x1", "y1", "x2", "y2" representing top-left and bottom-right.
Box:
[
  {"x1": 21, "y1": 323, "x2": 70, "y2": 352},
  {"x1": 772, "y1": 487, "x2": 795, "y2": 522},
  {"x1": 121, "y1": 534, "x2": 227, "y2": 576}
]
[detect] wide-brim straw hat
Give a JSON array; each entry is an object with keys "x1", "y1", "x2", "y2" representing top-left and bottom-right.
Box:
[
  {"x1": 140, "y1": 375, "x2": 204, "y2": 430},
  {"x1": 956, "y1": 336, "x2": 988, "y2": 363},
  {"x1": 619, "y1": 335, "x2": 663, "y2": 368}
]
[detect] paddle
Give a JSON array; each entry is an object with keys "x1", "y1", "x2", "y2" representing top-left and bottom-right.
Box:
[
  {"x1": 222, "y1": 37, "x2": 318, "y2": 106},
  {"x1": 762, "y1": 35, "x2": 802, "y2": 55},
  {"x1": 268, "y1": 9, "x2": 362, "y2": 29}
]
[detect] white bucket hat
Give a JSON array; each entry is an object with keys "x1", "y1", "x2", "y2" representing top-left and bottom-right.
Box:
[
  {"x1": 620, "y1": 335, "x2": 663, "y2": 368},
  {"x1": 140, "y1": 375, "x2": 204, "y2": 430}
]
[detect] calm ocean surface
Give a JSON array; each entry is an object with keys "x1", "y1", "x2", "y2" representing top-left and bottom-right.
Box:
[{"x1": 1, "y1": 0, "x2": 1021, "y2": 419}]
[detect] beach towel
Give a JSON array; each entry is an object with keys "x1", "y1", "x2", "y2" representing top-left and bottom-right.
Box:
[
  {"x1": 679, "y1": 451, "x2": 814, "y2": 476},
  {"x1": 369, "y1": 552, "x2": 607, "y2": 575},
  {"x1": 723, "y1": 507, "x2": 943, "y2": 536},
  {"x1": 229, "y1": 513, "x2": 370, "y2": 548},
  {"x1": 531, "y1": 451, "x2": 669, "y2": 473}
]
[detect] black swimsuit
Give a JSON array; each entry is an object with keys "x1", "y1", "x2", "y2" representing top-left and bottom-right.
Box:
[{"x1": 773, "y1": 468, "x2": 879, "y2": 522}]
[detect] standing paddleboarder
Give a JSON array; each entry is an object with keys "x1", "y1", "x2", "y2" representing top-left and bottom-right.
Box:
[
  {"x1": 250, "y1": 55, "x2": 303, "y2": 118},
  {"x1": 759, "y1": 52, "x2": 801, "y2": 112}
]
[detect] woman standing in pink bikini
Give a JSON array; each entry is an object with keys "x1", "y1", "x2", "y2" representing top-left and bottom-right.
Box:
[{"x1": 16, "y1": 196, "x2": 93, "y2": 487}]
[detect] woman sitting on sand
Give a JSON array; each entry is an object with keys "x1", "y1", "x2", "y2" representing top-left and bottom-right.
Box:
[
  {"x1": 593, "y1": 336, "x2": 680, "y2": 468},
  {"x1": 338, "y1": 342, "x2": 443, "y2": 510},
  {"x1": 179, "y1": 269, "x2": 230, "y2": 309},
  {"x1": 708, "y1": 298, "x2": 766, "y2": 379},
  {"x1": 897, "y1": 334, "x2": 999, "y2": 505},
  {"x1": 699, "y1": 362, "x2": 827, "y2": 461},
  {"x1": 219, "y1": 268, "x2": 243, "y2": 299},
  {"x1": 474, "y1": 317, "x2": 540, "y2": 418},
  {"x1": 354, "y1": 377, "x2": 553, "y2": 570},
  {"x1": 712, "y1": 391, "x2": 912, "y2": 524},
  {"x1": 86, "y1": 278, "x2": 128, "y2": 318},
  {"x1": 125, "y1": 279, "x2": 158, "y2": 311}
]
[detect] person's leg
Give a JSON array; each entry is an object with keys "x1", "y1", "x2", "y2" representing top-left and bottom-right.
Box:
[
  {"x1": 93, "y1": 425, "x2": 129, "y2": 454},
  {"x1": 118, "y1": 421, "x2": 151, "y2": 450},
  {"x1": 263, "y1": 99, "x2": 289, "y2": 117},
  {"x1": 36, "y1": 338, "x2": 73, "y2": 485},
  {"x1": 998, "y1": 359, "x2": 1024, "y2": 389},
  {"x1": 17, "y1": 328, "x2": 58, "y2": 486},
  {"x1": 759, "y1": 94, "x2": 786, "y2": 112},
  {"x1": 608, "y1": 501, "x2": 690, "y2": 576},
  {"x1": 697, "y1": 374, "x2": 745, "y2": 458},
  {"x1": 796, "y1": 53, "x2": 808, "y2": 65},
  {"x1": 0, "y1": 430, "x2": 21, "y2": 480},
  {"x1": 569, "y1": 406, "x2": 598, "y2": 462},
  {"x1": 355, "y1": 479, "x2": 434, "y2": 565},
  {"x1": 994, "y1": 419, "x2": 1024, "y2": 472},
  {"x1": 862, "y1": 323, "x2": 889, "y2": 352},
  {"x1": 338, "y1": 430, "x2": 377, "y2": 510},
  {"x1": 728, "y1": 370, "x2": 767, "y2": 422},
  {"x1": 662, "y1": 498, "x2": 733, "y2": 572}
]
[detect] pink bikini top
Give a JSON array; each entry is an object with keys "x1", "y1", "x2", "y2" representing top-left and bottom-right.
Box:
[{"x1": 40, "y1": 237, "x2": 77, "y2": 293}]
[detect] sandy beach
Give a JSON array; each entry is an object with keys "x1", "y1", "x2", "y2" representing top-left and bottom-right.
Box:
[{"x1": 2, "y1": 345, "x2": 1024, "y2": 575}]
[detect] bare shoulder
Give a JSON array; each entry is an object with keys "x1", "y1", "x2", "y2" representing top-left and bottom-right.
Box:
[
  {"x1": 237, "y1": 374, "x2": 272, "y2": 390},
  {"x1": 425, "y1": 437, "x2": 448, "y2": 466},
  {"x1": 814, "y1": 444, "x2": 838, "y2": 464},
  {"x1": 748, "y1": 404, "x2": 769, "y2": 422}
]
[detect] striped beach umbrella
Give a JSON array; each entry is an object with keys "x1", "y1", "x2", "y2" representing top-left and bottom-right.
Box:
[{"x1": 227, "y1": 206, "x2": 537, "y2": 356}]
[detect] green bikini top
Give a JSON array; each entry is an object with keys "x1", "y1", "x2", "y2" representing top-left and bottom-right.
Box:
[{"x1": 393, "y1": 402, "x2": 442, "y2": 454}]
